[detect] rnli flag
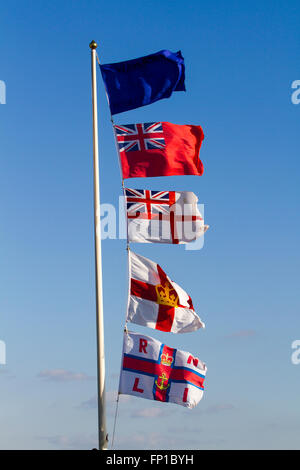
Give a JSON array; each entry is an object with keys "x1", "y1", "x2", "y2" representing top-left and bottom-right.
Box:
[
  {"x1": 125, "y1": 188, "x2": 209, "y2": 244},
  {"x1": 100, "y1": 50, "x2": 185, "y2": 115},
  {"x1": 119, "y1": 331, "x2": 207, "y2": 408},
  {"x1": 115, "y1": 122, "x2": 204, "y2": 178},
  {"x1": 127, "y1": 251, "x2": 205, "y2": 333}
]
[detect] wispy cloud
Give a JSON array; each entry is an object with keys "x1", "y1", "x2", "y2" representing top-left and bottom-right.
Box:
[
  {"x1": 203, "y1": 403, "x2": 235, "y2": 414},
  {"x1": 131, "y1": 407, "x2": 171, "y2": 418},
  {"x1": 78, "y1": 391, "x2": 131, "y2": 410},
  {"x1": 79, "y1": 395, "x2": 97, "y2": 409},
  {"x1": 115, "y1": 432, "x2": 170, "y2": 450},
  {"x1": 167, "y1": 425, "x2": 202, "y2": 434},
  {"x1": 40, "y1": 433, "x2": 97, "y2": 449},
  {"x1": 37, "y1": 369, "x2": 94, "y2": 382},
  {"x1": 115, "y1": 431, "x2": 197, "y2": 450}
]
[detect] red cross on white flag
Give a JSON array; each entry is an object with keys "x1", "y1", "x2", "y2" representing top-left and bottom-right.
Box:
[
  {"x1": 125, "y1": 188, "x2": 209, "y2": 244},
  {"x1": 127, "y1": 250, "x2": 205, "y2": 333}
]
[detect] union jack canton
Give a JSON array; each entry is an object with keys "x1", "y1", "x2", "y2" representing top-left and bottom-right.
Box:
[
  {"x1": 125, "y1": 188, "x2": 175, "y2": 221},
  {"x1": 115, "y1": 122, "x2": 166, "y2": 153}
]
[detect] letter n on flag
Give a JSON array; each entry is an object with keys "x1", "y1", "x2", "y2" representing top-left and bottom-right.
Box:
[{"x1": 119, "y1": 331, "x2": 207, "y2": 409}]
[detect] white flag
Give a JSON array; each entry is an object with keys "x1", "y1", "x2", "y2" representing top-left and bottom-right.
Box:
[
  {"x1": 119, "y1": 331, "x2": 207, "y2": 409},
  {"x1": 128, "y1": 250, "x2": 205, "y2": 333},
  {"x1": 125, "y1": 188, "x2": 208, "y2": 244}
]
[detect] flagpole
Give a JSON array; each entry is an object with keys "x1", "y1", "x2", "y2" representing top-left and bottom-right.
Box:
[{"x1": 89, "y1": 39, "x2": 108, "y2": 451}]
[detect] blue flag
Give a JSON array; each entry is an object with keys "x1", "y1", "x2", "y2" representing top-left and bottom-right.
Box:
[{"x1": 100, "y1": 50, "x2": 185, "y2": 115}]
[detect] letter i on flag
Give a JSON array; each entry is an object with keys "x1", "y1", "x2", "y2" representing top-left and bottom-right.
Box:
[
  {"x1": 119, "y1": 331, "x2": 207, "y2": 408},
  {"x1": 127, "y1": 251, "x2": 205, "y2": 333}
]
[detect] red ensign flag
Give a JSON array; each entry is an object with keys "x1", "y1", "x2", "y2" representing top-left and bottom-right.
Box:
[{"x1": 114, "y1": 121, "x2": 204, "y2": 179}]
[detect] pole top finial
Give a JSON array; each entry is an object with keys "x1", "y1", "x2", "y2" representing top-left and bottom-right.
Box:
[{"x1": 89, "y1": 40, "x2": 98, "y2": 50}]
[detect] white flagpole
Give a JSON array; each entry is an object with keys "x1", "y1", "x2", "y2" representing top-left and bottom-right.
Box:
[{"x1": 89, "y1": 40, "x2": 108, "y2": 450}]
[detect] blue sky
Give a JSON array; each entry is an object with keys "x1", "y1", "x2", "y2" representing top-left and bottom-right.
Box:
[{"x1": 0, "y1": 0, "x2": 299, "y2": 449}]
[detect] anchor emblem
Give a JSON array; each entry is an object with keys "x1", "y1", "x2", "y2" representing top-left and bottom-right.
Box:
[{"x1": 155, "y1": 372, "x2": 170, "y2": 391}]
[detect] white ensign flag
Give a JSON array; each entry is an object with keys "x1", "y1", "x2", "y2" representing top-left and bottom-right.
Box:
[{"x1": 125, "y1": 188, "x2": 208, "y2": 244}]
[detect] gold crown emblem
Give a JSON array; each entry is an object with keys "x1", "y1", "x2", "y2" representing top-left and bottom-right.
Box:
[
  {"x1": 161, "y1": 352, "x2": 173, "y2": 366},
  {"x1": 155, "y1": 280, "x2": 178, "y2": 307}
]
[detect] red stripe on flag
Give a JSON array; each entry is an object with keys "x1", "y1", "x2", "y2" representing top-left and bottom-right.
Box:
[
  {"x1": 155, "y1": 264, "x2": 177, "y2": 331},
  {"x1": 183, "y1": 387, "x2": 189, "y2": 402},
  {"x1": 153, "y1": 345, "x2": 174, "y2": 402},
  {"x1": 171, "y1": 368, "x2": 205, "y2": 389},
  {"x1": 131, "y1": 279, "x2": 157, "y2": 302},
  {"x1": 123, "y1": 355, "x2": 161, "y2": 376},
  {"x1": 123, "y1": 354, "x2": 203, "y2": 390},
  {"x1": 170, "y1": 210, "x2": 179, "y2": 244},
  {"x1": 168, "y1": 191, "x2": 176, "y2": 206},
  {"x1": 156, "y1": 304, "x2": 175, "y2": 332},
  {"x1": 157, "y1": 264, "x2": 168, "y2": 284}
]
